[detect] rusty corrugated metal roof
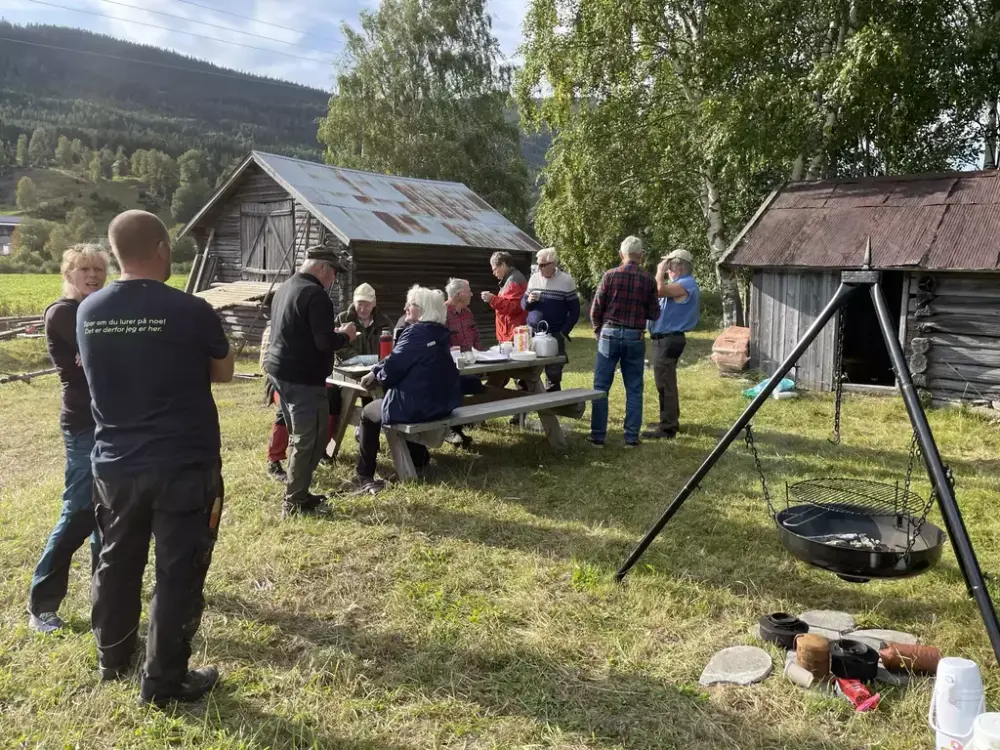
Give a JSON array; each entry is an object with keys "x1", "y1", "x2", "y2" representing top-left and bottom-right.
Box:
[
  {"x1": 723, "y1": 170, "x2": 1000, "y2": 271},
  {"x1": 249, "y1": 151, "x2": 539, "y2": 253}
]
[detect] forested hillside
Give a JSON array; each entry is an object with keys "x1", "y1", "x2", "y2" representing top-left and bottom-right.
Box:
[
  {"x1": 0, "y1": 23, "x2": 550, "y2": 172},
  {"x1": 0, "y1": 22, "x2": 328, "y2": 161}
]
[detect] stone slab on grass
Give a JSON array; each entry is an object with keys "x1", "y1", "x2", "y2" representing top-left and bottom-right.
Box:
[
  {"x1": 799, "y1": 610, "x2": 856, "y2": 635},
  {"x1": 699, "y1": 646, "x2": 773, "y2": 687}
]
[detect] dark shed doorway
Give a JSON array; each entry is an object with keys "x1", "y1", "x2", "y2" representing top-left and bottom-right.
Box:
[{"x1": 839, "y1": 271, "x2": 904, "y2": 387}]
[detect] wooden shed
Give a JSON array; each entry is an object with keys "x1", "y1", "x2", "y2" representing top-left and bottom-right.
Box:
[
  {"x1": 720, "y1": 170, "x2": 1000, "y2": 408},
  {"x1": 178, "y1": 151, "x2": 539, "y2": 345}
]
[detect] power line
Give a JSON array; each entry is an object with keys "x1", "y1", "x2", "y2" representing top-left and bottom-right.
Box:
[
  {"x1": 92, "y1": 0, "x2": 334, "y2": 52},
  {"x1": 23, "y1": 0, "x2": 334, "y2": 63},
  {"x1": 0, "y1": 36, "x2": 327, "y2": 92},
  {"x1": 168, "y1": 0, "x2": 344, "y2": 44}
]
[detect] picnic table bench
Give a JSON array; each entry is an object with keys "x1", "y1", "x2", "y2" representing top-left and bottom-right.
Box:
[
  {"x1": 326, "y1": 355, "x2": 605, "y2": 480},
  {"x1": 383, "y1": 387, "x2": 604, "y2": 479}
]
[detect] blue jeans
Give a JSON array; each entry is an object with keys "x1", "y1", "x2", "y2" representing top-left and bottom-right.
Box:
[
  {"x1": 28, "y1": 428, "x2": 101, "y2": 615},
  {"x1": 590, "y1": 327, "x2": 646, "y2": 443}
]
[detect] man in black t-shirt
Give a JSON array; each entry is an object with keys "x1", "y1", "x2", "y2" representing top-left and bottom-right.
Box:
[
  {"x1": 266, "y1": 247, "x2": 356, "y2": 517},
  {"x1": 78, "y1": 210, "x2": 234, "y2": 708}
]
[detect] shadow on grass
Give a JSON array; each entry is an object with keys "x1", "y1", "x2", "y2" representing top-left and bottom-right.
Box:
[{"x1": 201, "y1": 592, "x2": 859, "y2": 750}]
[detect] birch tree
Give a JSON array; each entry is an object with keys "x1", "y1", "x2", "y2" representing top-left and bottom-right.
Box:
[
  {"x1": 318, "y1": 0, "x2": 529, "y2": 225},
  {"x1": 518, "y1": 0, "x2": 982, "y2": 325}
]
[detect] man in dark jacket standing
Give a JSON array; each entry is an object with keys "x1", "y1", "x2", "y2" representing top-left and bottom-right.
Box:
[
  {"x1": 267, "y1": 247, "x2": 357, "y2": 517},
  {"x1": 79, "y1": 210, "x2": 234, "y2": 707}
]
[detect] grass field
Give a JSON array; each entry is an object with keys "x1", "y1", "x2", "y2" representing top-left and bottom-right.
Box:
[
  {"x1": 1, "y1": 330, "x2": 999, "y2": 749},
  {"x1": 0, "y1": 273, "x2": 189, "y2": 316}
]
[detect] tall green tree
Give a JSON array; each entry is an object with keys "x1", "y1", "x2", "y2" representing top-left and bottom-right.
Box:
[
  {"x1": 44, "y1": 206, "x2": 97, "y2": 261},
  {"x1": 113, "y1": 146, "x2": 129, "y2": 178},
  {"x1": 88, "y1": 150, "x2": 104, "y2": 182},
  {"x1": 16, "y1": 134, "x2": 28, "y2": 167},
  {"x1": 11, "y1": 218, "x2": 58, "y2": 265},
  {"x1": 517, "y1": 0, "x2": 983, "y2": 324},
  {"x1": 318, "y1": 0, "x2": 528, "y2": 226},
  {"x1": 55, "y1": 135, "x2": 74, "y2": 168},
  {"x1": 16, "y1": 176, "x2": 38, "y2": 211},
  {"x1": 27, "y1": 127, "x2": 52, "y2": 167},
  {"x1": 0, "y1": 141, "x2": 10, "y2": 175}
]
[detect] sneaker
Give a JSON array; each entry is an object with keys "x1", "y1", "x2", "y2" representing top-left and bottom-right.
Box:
[
  {"x1": 28, "y1": 612, "x2": 64, "y2": 634},
  {"x1": 444, "y1": 429, "x2": 474, "y2": 449},
  {"x1": 585, "y1": 436, "x2": 605, "y2": 448},
  {"x1": 267, "y1": 461, "x2": 287, "y2": 482},
  {"x1": 624, "y1": 440, "x2": 641, "y2": 448},
  {"x1": 140, "y1": 666, "x2": 220, "y2": 708},
  {"x1": 641, "y1": 428, "x2": 676, "y2": 440}
]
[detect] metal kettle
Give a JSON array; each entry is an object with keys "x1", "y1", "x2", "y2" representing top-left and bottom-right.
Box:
[{"x1": 531, "y1": 321, "x2": 559, "y2": 357}]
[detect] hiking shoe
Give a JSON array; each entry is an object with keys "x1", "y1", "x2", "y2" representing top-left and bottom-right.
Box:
[
  {"x1": 267, "y1": 461, "x2": 287, "y2": 482},
  {"x1": 641, "y1": 428, "x2": 676, "y2": 440},
  {"x1": 28, "y1": 612, "x2": 64, "y2": 634},
  {"x1": 624, "y1": 440, "x2": 641, "y2": 448},
  {"x1": 585, "y1": 436, "x2": 605, "y2": 448},
  {"x1": 444, "y1": 429, "x2": 474, "y2": 449},
  {"x1": 282, "y1": 496, "x2": 330, "y2": 519},
  {"x1": 140, "y1": 666, "x2": 220, "y2": 708}
]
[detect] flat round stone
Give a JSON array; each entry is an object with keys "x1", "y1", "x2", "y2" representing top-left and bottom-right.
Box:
[
  {"x1": 699, "y1": 646, "x2": 773, "y2": 687},
  {"x1": 850, "y1": 629, "x2": 919, "y2": 650},
  {"x1": 800, "y1": 610, "x2": 856, "y2": 634}
]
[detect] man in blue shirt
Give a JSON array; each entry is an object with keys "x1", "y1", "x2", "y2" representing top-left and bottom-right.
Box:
[
  {"x1": 522, "y1": 247, "x2": 580, "y2": 391},
  {"x1": 643, "y1": 248, "x2": 700, "y2": 440}
]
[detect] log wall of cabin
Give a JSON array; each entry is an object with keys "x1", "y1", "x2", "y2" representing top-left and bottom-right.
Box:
[
  {"x1": 352, "y1": 244, "x2": 533, "y2": 346},
  {"x1": 905, "y1": 272, "x2": 1000, "y2": 407}
]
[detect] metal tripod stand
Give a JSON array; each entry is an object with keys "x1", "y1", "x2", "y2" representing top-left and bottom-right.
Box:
[{"x1": 615, "y1": 244, "x2": 1000, "y2": 664}]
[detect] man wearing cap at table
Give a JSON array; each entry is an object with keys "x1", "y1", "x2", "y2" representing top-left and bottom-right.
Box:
[
  {"x1": 643, "y1": 248, "x2": 700, "y2": 440},
  {"x1": 326, "y1": 282, "x2": 394, "y2": 456},
  {"x1": 266, "y1": 247, "x2": 357, "y2": 517}
]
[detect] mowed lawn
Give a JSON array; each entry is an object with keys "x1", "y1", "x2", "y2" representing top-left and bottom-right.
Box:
[
  {"x1": 0, "y1": 274, "x2": 188, "y2": 316},
  {"x1": 1, "y1": 328, "x2": 999, "y2": 749}
]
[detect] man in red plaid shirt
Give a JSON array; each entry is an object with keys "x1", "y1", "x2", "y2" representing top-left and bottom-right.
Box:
[
  {"x1": 445, "y1": 278, "x2": 480, "y2": 352},
  {"x1": 589, "y1": 235, "x2": 660, "y2": 447}
]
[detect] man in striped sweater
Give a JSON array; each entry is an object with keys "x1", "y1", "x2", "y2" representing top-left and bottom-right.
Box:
[{"x1": 522, "y1": 247, "x2": 580, "y2": 391}]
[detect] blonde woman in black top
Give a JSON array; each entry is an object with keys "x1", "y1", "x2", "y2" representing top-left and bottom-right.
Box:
[{"x1": 28, "y1": 243, "x2": 109, "y2": 633}]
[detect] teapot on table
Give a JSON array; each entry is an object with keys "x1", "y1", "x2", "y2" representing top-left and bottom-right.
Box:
[{"x1": 531, "y1": 321, "x2": 559, "y2": 358}]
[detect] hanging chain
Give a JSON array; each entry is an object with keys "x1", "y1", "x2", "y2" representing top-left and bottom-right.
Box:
[
  {"x1": 901, "y1": 433, "x2": 954, "y2": 552},
  {"x1": 830, "y1": 312, "x2": 846, "y2": 445},
  {"x1": 744, "y1": 423, "x2": 778, "y2": 518}
]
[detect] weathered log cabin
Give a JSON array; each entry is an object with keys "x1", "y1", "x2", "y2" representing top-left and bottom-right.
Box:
[
  {"x1": 720, "y1": 170, "x2": 1000, "y2": 408},
  {"x1": 179, "y1": 151, "x2": 539, "y2": 345}
]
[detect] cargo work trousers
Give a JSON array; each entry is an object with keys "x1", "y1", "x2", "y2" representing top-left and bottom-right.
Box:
[
  {"x1": 91, "y1": 461, "x2": 223, "y2": 697},
  {"x1": 652, "y1": 333, "x2": 687, "y2": 435},
  {"x1": 271, "y1": 378, "x2": 329, "y2": 505}
]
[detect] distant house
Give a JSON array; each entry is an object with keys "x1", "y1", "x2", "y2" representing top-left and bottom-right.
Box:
[
  {"x1": 178, "y1": 151, "x2": 539, "y2": 345},
  {"x1": 0, "y1": 216, "x2": 23, "y2": 256},
  {"x1": 720, "y1": 170, "x2": 1000, "y2": 407}
]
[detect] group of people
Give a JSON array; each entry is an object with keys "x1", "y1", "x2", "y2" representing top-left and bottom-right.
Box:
[
  {"x1": 258, "y1": 246, "x2": 583, "y2": 517},
  {"x1": 25, "y1": 212, "x2": 698, "y2": 709}
]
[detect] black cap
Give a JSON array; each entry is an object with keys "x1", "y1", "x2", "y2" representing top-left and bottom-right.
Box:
[{"x1": 306, "y1": 245, "x2": 348, "y2": 272}]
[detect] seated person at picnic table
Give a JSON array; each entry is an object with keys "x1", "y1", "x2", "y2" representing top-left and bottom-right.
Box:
[
  {"x1": 324, "y1": 282, "x2": 395, "y2": 455},
  {"x1": 356, "y1": 286, "x2": 462, "y2": 488}
]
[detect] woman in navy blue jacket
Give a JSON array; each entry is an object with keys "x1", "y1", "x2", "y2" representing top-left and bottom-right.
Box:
[{"x1": 356, "y1": 286, "x2": 462, "y2": 487}]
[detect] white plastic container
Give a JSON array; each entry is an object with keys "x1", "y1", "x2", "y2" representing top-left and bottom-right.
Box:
[
  {"x1": 929, "y1": 657, "x2": 986, "y2": 750},
  {"x1": 971, "y1": 713, "x2": 1000, "y2": 749}
]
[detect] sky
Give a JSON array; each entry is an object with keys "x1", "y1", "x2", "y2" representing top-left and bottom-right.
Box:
[{"x1": 0, "y1": 0, "x2": 530, "y2": 90}]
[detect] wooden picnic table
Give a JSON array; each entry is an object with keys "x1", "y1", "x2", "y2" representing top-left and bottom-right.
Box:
[{"x1": 325, "y1": 354, "x2": 572, "y2": 460}]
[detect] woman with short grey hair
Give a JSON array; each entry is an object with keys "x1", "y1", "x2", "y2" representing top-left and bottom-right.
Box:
[{"x1": 354, "y1": 286, "x2": 461, "y2": 488}]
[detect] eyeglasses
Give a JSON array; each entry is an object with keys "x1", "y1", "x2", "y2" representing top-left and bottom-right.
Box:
[{"x1": 538, "y1": 262, "x2": 554, "y2": 268}]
